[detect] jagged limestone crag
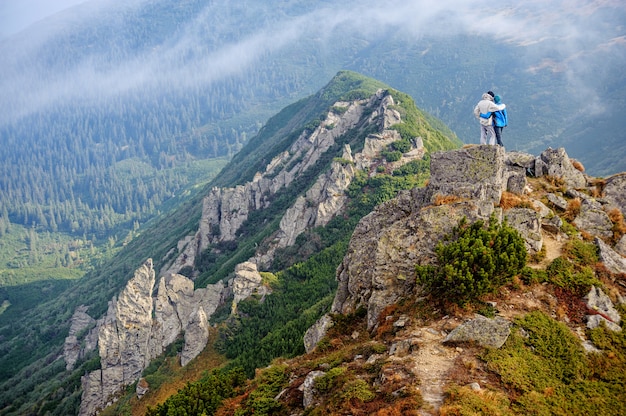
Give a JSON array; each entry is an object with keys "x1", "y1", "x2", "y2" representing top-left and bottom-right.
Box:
[
  {"x1": 332, "y1": 145, "x2": 508, "y2": 330},
  {"x1": 63, "y1": 305, "x2": 97, "y2": 371},
  {"x1": 78, "y1": 260, "x2": 226, "y2": 416},
  {"x1": 230, "y1": 261, "x2": 269, "y2": 313},
  {"x1": 160, "y1": 90, "x2": 424, "y2": 276}
]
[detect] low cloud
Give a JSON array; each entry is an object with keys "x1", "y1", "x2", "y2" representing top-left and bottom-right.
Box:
[{"x1": 0, "y1": 0, "x2": 624, "y2": 124}]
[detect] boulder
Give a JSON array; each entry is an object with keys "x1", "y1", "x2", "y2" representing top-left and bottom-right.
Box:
[
  {"x1": 427, "y1": 145, "x2": 505, "y2": 205},
  {"x1": 504, "y1": 207, "x2": 543, "y2": 253},
  {"x1": 304, "y1": 314, "x2": 333, "y2": 353},
  {"x1": 443, "y1": 315, "x2": 511, "y2": 348},
  {"x1": 534, "y1": 148, "x2": 587, "y2": 189},
  {"x1": 573, "y1": 199, "x2": 613, "y2": 238},
  {"x1": 603, "y1": 173, "x2": 626, "y2": 215},
  {"x1": 300, "y1": 370, "x2": 326, "y2": 408},
  {"x1": 595, "y1": 238, "x2": 626, "y2": 275},
  {"x1": 585, "y1": 286, "x2": 621, "y2": 332}
]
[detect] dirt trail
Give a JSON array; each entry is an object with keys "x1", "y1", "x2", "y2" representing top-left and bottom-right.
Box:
[
  {"x1": 404, "y1": 231, "x2": 565, "y2": 414},
  {"x1": 406, "y1": 325, "x2": 460, "y2": 415},
  {"x1": 530, "y1": 231, "x2": 563, "y2": 269}
]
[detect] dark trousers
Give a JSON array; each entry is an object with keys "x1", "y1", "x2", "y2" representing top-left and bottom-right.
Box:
[{"x1": 494, "y1": 126, "x2": 504, "y2": 146}]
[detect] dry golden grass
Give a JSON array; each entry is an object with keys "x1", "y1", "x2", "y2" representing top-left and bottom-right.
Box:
[
  {"x1": 499, "y1": 191, "x2": 522, "y2": 209},
  {"x1": 571, "y1": 159, "x2": 585, "y2": 172},
  {"x1": 608, "y1": 207, "x2": 626, "y2": 243},
  {"x1": 545, "y1": 175, "x2": 566, "y2": 191},
  {"x1": 499, "y1": 191, "x2": 536, "y2": 210},
  {"x1": 433, "y1": 194, "x2": 464, "y2": 206},
  {"x1": 130, "y1": 330, "x2": 227, "y2": 416},
  {"x1": 563, "y1": 198, "x2": 581, "y2": 222},
  {"x1": 588, "y1": 177, "x2": 606, "y2": 198}
]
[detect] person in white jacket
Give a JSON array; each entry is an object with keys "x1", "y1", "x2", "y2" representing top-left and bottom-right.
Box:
[{"x1": 473, "y1": 91, "x2": 506, "y2": 145}]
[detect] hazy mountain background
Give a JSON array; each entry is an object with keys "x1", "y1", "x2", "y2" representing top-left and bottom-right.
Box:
[
  {"x1": 0, "y1": 1, "x2": 625, "y2": 414},
  {"x1": 1, "y1": 0, "x2": 625, "y2": 238}
]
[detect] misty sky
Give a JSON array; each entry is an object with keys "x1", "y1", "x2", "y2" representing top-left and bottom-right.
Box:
[
  {"x1": 0, "y1": 0, "x2": 87, "y2": 36},
  {"x1": 0, "y1": 0, "x2": 624, "y2": 124}
]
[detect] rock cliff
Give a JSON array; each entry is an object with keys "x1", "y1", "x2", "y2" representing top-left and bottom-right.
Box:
[
  {"x1": 160, "y1": 90, "x2": 423, "y2": 276},
  {"x1": 329, "y1": 145, "x2": 625, "y2": 331},
  {"x1": 204, "y1": 141, "x2": 626, "y2": 415}
]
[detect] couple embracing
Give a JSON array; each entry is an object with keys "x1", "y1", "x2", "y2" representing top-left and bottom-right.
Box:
[{"x1": 473, "y1": 91, "x2": 508, "y2": 146}]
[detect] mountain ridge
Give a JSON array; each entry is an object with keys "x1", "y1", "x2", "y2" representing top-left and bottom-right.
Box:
[
  {"x1": 1, "y1": 68, "x2": 625, "y2": 415},
  {"x1": 138, "y1": 146, "x2": 626, "y2": 416},
  {"x1": 0, "y1": 71, "x2": 459, "y2": 415}
]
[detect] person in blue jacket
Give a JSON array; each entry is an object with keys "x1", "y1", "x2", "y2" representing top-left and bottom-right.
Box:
[
  {"x1": 492, "y1": 95, "x2": 508, "y2": 146},
  {"x1": 474, "y1": 91, "x2": 506, "y2": 145}
]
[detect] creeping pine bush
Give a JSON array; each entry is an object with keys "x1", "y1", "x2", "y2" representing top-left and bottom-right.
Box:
[{"x1": 416, "y1": 216, "x2": 527, "y2": 306}]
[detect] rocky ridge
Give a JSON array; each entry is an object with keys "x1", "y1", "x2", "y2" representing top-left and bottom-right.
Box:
[
  {"x1": 71, "y1": 89, "x2": 428, "y2": 415},
  {"x1": 70, "y1": 86, "x2": 626, "y2": 414},
  {"x1": 293, "y1": 145, "x2": 626, "y2": 414}
]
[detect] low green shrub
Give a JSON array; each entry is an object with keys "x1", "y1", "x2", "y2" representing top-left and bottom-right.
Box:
[
  {"x1": 416, "y1": 216, "x2": 527, "y2": 306},
  {"x1": 546, "y1": 256, "x2": 601, "y2": 295}
]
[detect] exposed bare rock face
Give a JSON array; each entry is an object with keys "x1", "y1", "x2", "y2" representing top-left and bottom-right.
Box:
[
  {"x1": 80, "y1": 259, "x2": 156, "y2": 415},
  {"x1": 162, "y1": 90, "x2": 425, "y2": 276},
  {"x1": 585, "y1": 286, "x2": 622, "y2": 332},
  {"x1": 443, "y1": 315, "x2": 511, "y2": 348},
  {"x1": 329, "y1": 145, "x2": 594, "y2": 335},
  {"x1": 595, "y1": 237, "x2": 626, "y2": 275},
  {"x1": 332, "y1": 145, "x2": 510, "y2": 330},
  {"x1": 181, "y1": 308, "x2": 209, "y2": 366},
  {"x1": 304, "y1": 314, "x2": 334, "y2": 353},
  {"x1": 573, "y1": 198, "x2": 614, "y2": 238},
  {"x1": 63, "y1": 305, "x2": 96, "y2": 371},
  {"x1": 231, "y1": 261, "x2": 269, "y2": 312},
  {"x1": 78, "y1": 89, "x2": 433, "y2": 414},
  {"x1": 601, "y1": 172, "x2": 626, "y2": 214},
  {"x1": 534, "y1": 147, "x2": 587, "y2": 189},
  {"x1": 79, "y1": 261, "x2": 226, "y2": 416}
]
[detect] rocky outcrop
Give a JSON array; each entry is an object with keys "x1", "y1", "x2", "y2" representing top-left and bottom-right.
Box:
[
  {"x1": 602, "y1": 173, "x2": 626, "y2": 214},
  {"x1": 181, "y1": 308, "x2": 209, "y2": 366},
  {"x1": 504, "y1": 208, "x2": 543, "y2": 252},
  {"x1": 332, "y1": 145, "x2": 512, "y2": 330},
  {"x1": 329, "y1": 145, "x2": 594, "y2": 335},
  {"x1": 426, "y1": 145, "x2": 506, "y2": 205},
  {"x1": 231, "y1": 261, "x2": 269, "y2": 313},
  {"x1": 300, "y1": 370, "x2": 326, "y2": 409},
  {"x1": 585, "y1": 286, "x2": 622, "y2": 332},
  {"x1": 595, "y1": 238, "x2": 626, "y2": 275},
  {"x1": 534, "y1": 147, "x2": 587, "y2": 189},
  {"x1": 80, "y1": 259, "x2": 156, "y2": 416},
  {"x1": 79, "y1": 260, "x2": 226, "y2": 416},
  {"x1": 63, "y1": 305, "x2": 97, "y2": 371},
  {"x1": 573, "y1": 198, "x2": 613, "y2": 238},
  {"x1": 162, "y1": 90, "x2": 425, "y2": 277},
  {"x1": 304, "y1": 314, "x2": 333, "y2": 353}
]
